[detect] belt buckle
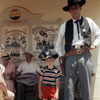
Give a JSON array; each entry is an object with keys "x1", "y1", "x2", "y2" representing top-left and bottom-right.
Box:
[
  {"x1": 77, "y1": 49, "x2": 81, "y2": 54},
  {"x1": 75, "y1": 45, "x2": 80, "y2": 49}
]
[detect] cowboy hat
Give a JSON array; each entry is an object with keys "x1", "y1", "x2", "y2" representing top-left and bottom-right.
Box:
[
  {"x1": 63, "y1": 0, "x2": 86, "y2": 11},
  {"x1": 38, "y1": 50, "x2": 58, "y2": 61}
]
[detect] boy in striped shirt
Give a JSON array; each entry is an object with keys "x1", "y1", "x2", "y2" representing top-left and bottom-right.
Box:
[{"x1": 38, "y1": 50, "x2": 61, "y2": 100}]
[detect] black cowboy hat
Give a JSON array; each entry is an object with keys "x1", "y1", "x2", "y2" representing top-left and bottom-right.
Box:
[
  {"x1": 38, "y1": 50, "x2": 58, "y2": 61},
  {"x1": 63, "y1": 0, "x2": 86, "y2": 11}
]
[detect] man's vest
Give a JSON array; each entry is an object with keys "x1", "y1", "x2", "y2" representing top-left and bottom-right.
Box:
[{"x1": 65, "y1": 17, "x2": 91, "y2": 53}]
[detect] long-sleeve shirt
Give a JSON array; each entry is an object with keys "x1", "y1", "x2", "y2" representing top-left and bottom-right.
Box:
[{"x1": 55, "y1": 17, "x2": 100, "y2": 57}]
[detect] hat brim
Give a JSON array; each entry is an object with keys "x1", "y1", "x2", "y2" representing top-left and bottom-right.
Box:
[
  {"x1": 2, "y1": 57, "x2": 10, "y2": 60},
  {"x1": 41, "y1": 54, "x2": 58, "y2": 61},
  {"x1": 23, "y1": 52, "x2": 33, "y2": 56},
  {"x1": 63, "y1": 1, "x2": 86, "y2": 11}
]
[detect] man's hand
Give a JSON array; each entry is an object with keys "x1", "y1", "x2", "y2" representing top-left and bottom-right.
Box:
[
  {"x1": 15, "y1": 71, "x2": 20, "y2": 77},
  {"x1": 90, "y1": 45, "x2": 96, "y2": 50}
]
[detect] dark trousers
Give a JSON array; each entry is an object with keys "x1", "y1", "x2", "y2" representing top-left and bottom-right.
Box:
[
  {"x1": 16, "y1": 82, "x2": 40, "y2": 100},
  {"x1": 16, "y1": 83, "x2": 25, "y2": 100}
]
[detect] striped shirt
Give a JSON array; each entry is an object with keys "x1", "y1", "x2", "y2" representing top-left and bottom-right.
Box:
[{"x1": 39, "y1": 66, "x2": 61, "y2": 87}]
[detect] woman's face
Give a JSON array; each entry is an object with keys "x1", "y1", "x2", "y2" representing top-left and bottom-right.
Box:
[{"x1": 3, "y1": 59, "x2": 9, "y2": 66}]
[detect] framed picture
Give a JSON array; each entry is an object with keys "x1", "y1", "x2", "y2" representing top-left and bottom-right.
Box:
[
  {"x1": 3, "y1": 26, "x2": 29, "y2": 62},
  {"x1": 32, "y1": 24, "x2": 59, "y2": 66}
]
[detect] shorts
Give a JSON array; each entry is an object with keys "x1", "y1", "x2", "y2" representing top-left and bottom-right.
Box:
[{"x1": 41, "y1": 86, "x2": 56, "y2": 99}]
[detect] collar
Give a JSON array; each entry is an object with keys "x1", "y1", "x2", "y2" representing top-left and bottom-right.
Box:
[
  {"x1": 25, "y1": 61, "x2": 32, "y2": 64},
  {"x1": 46, "y1": 66, "x2": 55, "y2": 70},
  {"x1": 73, "y1": 17, "x2": 82, "y2": 23}
]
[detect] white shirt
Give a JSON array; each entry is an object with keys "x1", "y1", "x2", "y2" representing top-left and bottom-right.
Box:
[
  {"x1": 17, "y1": 61, "x2": 40, "y2": 74},
  {"x1": 55, "y1": 17, "x2": 100, "y2": 57},
  {"x1": 0, "y1": 64, "x2": 5, "y2": 73},
  {"x1": 72, "y1": 18, "x2": 84, "y2": 45}
]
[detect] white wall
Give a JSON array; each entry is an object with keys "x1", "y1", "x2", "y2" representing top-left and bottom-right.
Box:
[{"x1": 0, "y1": 0, "x2": 100, "y2": 99}]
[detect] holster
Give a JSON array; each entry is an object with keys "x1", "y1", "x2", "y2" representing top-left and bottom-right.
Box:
[{"x1": 59, "y1": 55, "x2": 66, "y2": 76}]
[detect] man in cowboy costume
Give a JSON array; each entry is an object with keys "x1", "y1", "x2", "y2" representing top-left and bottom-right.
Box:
[{"x1": 56, "y1": 0, "x2": 100, "y2": 100}]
